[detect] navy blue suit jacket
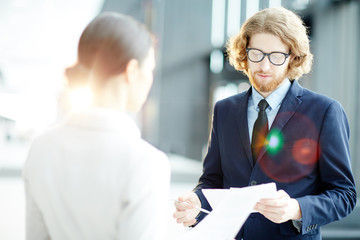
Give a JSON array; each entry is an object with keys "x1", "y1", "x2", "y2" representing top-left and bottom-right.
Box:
[{"x1": 194, "y1": 81, "x2": 356, "y2": 240}]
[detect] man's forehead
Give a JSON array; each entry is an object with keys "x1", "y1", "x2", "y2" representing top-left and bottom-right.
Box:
[{"x1": 248, "y1": 33, "x2": 289, "y2": 52}]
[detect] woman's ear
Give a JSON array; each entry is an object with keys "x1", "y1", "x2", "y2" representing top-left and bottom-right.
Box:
[{"x1": 124, "y1": 59, "x2": 140, "y2": 84}]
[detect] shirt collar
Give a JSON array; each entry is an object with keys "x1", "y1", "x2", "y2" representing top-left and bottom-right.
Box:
[{"x1": 251, "y1": 79, "x2": 291, "y2": 111}]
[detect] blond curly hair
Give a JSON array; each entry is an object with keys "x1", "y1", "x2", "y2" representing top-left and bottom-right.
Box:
[{"x1": 226, "y1": 7, "x2": 313, "y2": 80}]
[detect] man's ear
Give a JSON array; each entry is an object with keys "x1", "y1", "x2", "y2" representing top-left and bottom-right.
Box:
[
  {"x1": 286, "y1": 52, "x2": 294, "y2": 64},
  {"x1": 124, "y1": 59, "x2": 140, "y2": 84}
]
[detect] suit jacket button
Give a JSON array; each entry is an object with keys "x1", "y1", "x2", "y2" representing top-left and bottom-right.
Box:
[{"x1": 250, "y1": 180, "x2": 257, "y2": 186}]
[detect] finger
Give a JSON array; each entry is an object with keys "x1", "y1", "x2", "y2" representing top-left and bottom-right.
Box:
[
  {"x1": 261, "y1": 200, "x2": 288, "y2": 210},
  {"x1": 276, "y1": 190, "x2": 290, "y2": 199},
  {"x1": 174, "y1": 201, "x2": 187, "y2": 210},
  {"x1": 173, "y1": 210, "x2": 187, "y2": 219},
  {"x1": 176, "y1": 213, "x2": 195, "y2": 224},
  {"x1": 179, "y1": 192, "x2": 200, "y2": 206},
  {"x1": 257, "y1": 204, "x2": 286, "y2": 216},
  {"x1": 255, "y1": 201, "x2": 285, "y2": 215},
  {"x1": 174, "y1": 212, "x2": 189, "y2": 223},
  {"x1": 174, "y1": 199, "x2": 195, "y2": 211},
  {"x1": 260, "y1": 211, "x2": 285, "y2": 224},
  {"x1": 259, "y1": 189, "x2": 289, "y2": 203},
  {"x1": 176, "y1": 202, "x2": 195, "y2": 211},
  {"x1": 259, "y1": 195, "x2": 289, "y2": 206},
  {"x1": 178, "y1": 192, "x2": 195, "y2": 202},
  {"x1": 175, "y1": 193, "x2": 199, "y2": 210},
  {"x1": 258, "y1": 198, "x2": 281, "y2": 206},
  {"x1": 178, "y1": 197, "x2": 195, "y2": 206},
  {"x1": 176, "y1": 216, "x2": 188, "y2": 224}
]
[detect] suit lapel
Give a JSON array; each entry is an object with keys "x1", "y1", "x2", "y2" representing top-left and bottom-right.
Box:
[
  {"x1": 257, "y1": 80, "x2": 303, "y2": 161},
  {"x1": 235, "y1": 88, "x2": 253, "y2": 166}
]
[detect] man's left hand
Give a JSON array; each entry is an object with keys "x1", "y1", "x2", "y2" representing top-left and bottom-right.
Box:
[{"x1": 253, "y1": 190, "x2": 302, "y2": 224}]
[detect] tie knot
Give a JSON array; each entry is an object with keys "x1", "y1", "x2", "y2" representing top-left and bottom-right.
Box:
[{"x1": 258, "y1": 99, "x2": 269, "y2": 111}]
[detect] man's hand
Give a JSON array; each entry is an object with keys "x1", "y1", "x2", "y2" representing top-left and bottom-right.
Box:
[
  {"x1": 254, "y1": 190, "x2": 302, "y2": 224},
  {"x1": 173, "y1": 192, "x2": 201, "y2": 227}
]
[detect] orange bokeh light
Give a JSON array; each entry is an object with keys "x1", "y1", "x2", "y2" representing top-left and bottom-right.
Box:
[{"x1": 292, "y1": 139, "x2": 318, "y2": 165}]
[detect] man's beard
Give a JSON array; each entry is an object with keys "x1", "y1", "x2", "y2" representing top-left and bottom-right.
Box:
[{"x1": 248, "y1": 70, "x2": 287, "y2": 94}]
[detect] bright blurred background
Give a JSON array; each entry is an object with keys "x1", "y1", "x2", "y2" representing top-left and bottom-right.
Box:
[{"x1": 0, "y1": 0, "x2": 359, "y2": 239}]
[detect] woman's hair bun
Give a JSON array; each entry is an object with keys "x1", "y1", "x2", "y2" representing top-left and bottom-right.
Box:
[{"x1": 65, "y1": 63, "x2": 90, "y2": 88}]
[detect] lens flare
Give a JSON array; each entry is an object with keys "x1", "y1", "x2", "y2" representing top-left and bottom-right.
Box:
[
  {"x1": 292, "y1": 139, "x2": 318, "y2": 165},
  {"x1": 258, "y1": 112, "x2": 320, "y2": 183},
  {"x1": 266, "y1": 129, "x2": 284, "y2": 155}
]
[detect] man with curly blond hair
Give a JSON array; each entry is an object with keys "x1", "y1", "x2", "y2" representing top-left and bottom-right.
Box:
[{"x1": 174, "y1": 7, "x2": 356, "y2": 240}]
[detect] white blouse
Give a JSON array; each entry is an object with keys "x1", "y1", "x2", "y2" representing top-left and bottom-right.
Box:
[{"x1": 23, "y1": 108, "x2": 171, "y2": 240}]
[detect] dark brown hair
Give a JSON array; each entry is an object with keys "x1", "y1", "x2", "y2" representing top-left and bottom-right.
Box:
[{"x1": 66, "y1": 12, "x2": 154, "y2": 87}]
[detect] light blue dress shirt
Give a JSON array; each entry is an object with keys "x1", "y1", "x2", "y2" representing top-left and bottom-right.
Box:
[
  {"x1": 247, "y1": 79, "x2": 303, "y2": 231},
  {"x1": 248, "y1": 79, "x2": 291, "y2": 142}
]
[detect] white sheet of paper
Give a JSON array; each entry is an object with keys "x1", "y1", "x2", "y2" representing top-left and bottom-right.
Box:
[
  {"x1": 199, "y1": 189, "x2": 228, "y2": 210},
  {"x1": 178, "y1": 183, "x2": 277, "y2": 240}
]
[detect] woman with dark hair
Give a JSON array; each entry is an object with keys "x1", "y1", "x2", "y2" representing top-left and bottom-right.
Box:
[{"x1": 23, "y1": 12, "x2": 170, "y2": 240}]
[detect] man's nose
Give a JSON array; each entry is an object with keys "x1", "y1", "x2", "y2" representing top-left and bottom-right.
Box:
[{"x1": 259, "y1": 56, "x2": 271, "y2": 72}]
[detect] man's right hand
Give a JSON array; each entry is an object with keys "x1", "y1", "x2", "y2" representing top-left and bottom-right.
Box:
[{"x1": 173, "y1": 192, "x2": 201, "y2": 227}]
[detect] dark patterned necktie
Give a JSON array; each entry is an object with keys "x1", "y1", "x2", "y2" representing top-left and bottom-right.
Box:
[{"x1": 251, "y1": 99, "x2": 269, "y2": 164}]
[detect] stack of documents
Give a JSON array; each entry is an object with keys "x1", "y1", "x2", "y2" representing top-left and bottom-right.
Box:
[{"x1": 179, "y1": 182, "x2": 277, "y2": 240}]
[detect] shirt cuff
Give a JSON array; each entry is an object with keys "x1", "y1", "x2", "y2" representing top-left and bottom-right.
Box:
[{"x1": 292, "y1": 218, "x2": 302, "y2": 233}]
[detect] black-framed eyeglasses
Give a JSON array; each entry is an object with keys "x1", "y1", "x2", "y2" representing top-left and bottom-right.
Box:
[{"x1": 246, "y1": 48, "x2": 291, "y2": 66}]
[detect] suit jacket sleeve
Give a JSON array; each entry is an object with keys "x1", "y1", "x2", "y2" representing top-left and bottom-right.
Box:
[
  {"x1": 296, "y1": 101, "x2": 357, "y2": 234},
  {"x1": 193, "y1": 102, "x2": 224, "y2": 221}
]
